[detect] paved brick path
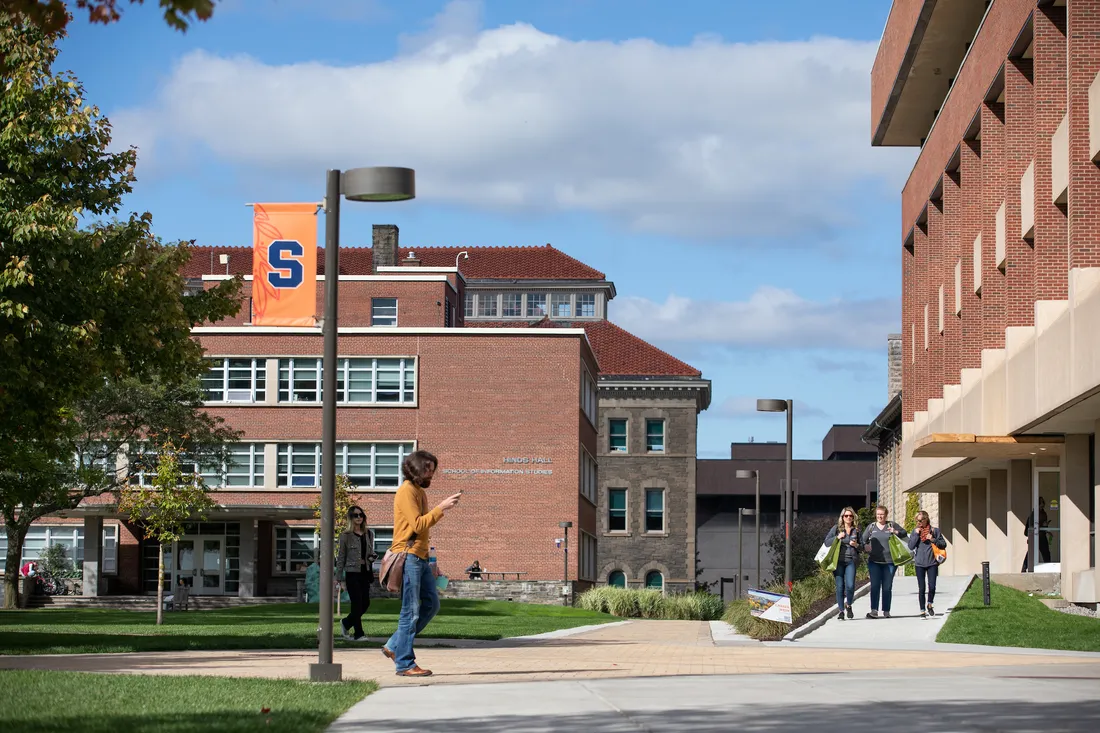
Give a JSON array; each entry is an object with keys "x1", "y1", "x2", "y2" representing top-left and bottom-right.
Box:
[{"x1": 2, "y1": 619, "x2": 1097, "y2": 686}]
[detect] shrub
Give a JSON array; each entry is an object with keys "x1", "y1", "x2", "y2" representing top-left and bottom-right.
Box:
[
  {"x1": 764, "y1": 515, "x2": 837, "y2": 585},
  {"x1": 575, "y1": 587, "x2": 724, "y2": 620}
]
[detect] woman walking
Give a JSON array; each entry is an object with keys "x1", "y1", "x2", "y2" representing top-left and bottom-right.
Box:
[
  {"x1": 824, "y1": 507, "x2": 861, "y2": 621},
  {"x1": 908, "y1": 510, "x2": 947, "y2": 617},
  {"x1": 382, "y1": 450, "x2": 462, "y2": 678},
  {"x1": 861, "y1": 505, "x2": 907, "y2": 618},
  {"x1": 336, "y1": 505, "x2": 377, "y2": 641}
]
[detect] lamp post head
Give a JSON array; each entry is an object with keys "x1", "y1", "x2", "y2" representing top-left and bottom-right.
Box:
[
  {"x1": 340, "y1": 167, "x2": 416, "y2": 202},
  {"x1": 735, "y1": 469, "x2": 758, "y2": 480},
  {"x1": 756, "y1": 398, "x2": 789, "y2": 413},
  {"x1": 558, "y1": 521, "x2": 573, "y2": 529}
]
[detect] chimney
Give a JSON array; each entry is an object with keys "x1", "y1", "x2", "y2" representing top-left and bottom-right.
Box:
[
  {"x1": 372, "y1": 224, "x2": 398, "y2": 273},
  {"x1": 887, "y1": 333, "x2": 902, "y2": 400},
  {"x1": 402, "y1": 250, "x2": 422, "y2": 267}
]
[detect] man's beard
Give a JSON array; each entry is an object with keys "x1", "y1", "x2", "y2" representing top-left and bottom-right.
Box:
[{"x1": 420, "y1": 477, "x2": 432, "y2": 489}]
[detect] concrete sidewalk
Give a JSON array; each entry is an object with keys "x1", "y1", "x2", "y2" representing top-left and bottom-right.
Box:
[{"x1": 794, "y1": 572, "x2": 971, "y2": 647}]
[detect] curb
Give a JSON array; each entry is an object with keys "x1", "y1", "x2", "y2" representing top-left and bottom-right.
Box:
[
  {"x1": 510, "y1": 620, "x2": 632, "y2": 641},
  {"x1": 782, "y1": 582, "x2": 871, "y2": 642}
]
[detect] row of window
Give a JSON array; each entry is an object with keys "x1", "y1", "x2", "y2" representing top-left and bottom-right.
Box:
[
  {"x1": 0, "y1": 526, "x2": 119, "y2": 574},
  {"x1": 608, "y1": 488, "x2": 665, "y2": 533},
  {"x1": 273, "y1": 526, "x2": 392, "y2": 574},
  {"x1": 608, "y1": 418, "x2": 665, "y2": 453},
  {"x1": 202, "y1": 357, "x2": 416, "y2": 405},
  {"x1": 608, "y1": 570, "x2": 664, "y2": 590},
  {"x1": 463, "y1": 292, "x2": 598, "y2": 319}
]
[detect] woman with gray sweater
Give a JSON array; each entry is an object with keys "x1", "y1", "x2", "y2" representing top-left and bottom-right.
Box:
[
  {"x1": 823, "y1": 507, "x2": 861, "y2": 621},
  {"x1": 336, "y1": 505, "x2": 377, "y2": 641},
  {"x1": 907, "y1": 510, "x2": 947, "y2": 617},
  {"x1": 861, "y1": 505, "x2": 907, "y2": 618}
]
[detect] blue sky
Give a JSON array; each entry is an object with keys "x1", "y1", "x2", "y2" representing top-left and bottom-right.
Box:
[{"x1": 58, "y1": 0, "x2": 916, "y2": 459}]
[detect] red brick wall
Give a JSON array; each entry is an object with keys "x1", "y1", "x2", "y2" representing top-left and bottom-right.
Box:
[
  {"x1": 960, "y1": 140, "x2": 984, "y2": 370},
  {"x1": 1005, "y1": 55, "x2": 1035, "y2": 327},
  {"x1": 981, "y1": 101, "x2": 1007, "y2": 350},
  {"x1": 195, "y1": 331, "x2": 597, "y2": 581},
  {"x1": 943, "y1": 169, "x2": 962, "y2": 385},
  {"x1": 1068, "y1": 0, "x2": 1100, "y2": 269},
  {"x1": 902, "y1": 240, "x2": 915, "y2": 421},
  {"x1": 1035, "y1": 4, "x2": 1069, "y2": 300},
  {"x1": 927, "y1": 194, "x2": 944, "y2": 400},
  {"x1": 871, "y1": 0, "x2": 926, "y2": 138}
]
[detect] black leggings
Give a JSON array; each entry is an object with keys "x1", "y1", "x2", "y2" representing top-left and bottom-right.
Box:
[
  {"x1": 342, "y1": 571, "x2": 371, "y2": 637},
  {"x1": 916, "y1": 564, "x2": 938, "y2": 608}
]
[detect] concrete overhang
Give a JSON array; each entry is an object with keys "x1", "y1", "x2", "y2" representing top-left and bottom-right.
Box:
[
  {"x1": 913, "y1": 433, "x2": 1064, "y2": 459},
  {"x1": 872, "y1": 0, "x2": 988, "y2": 147}
]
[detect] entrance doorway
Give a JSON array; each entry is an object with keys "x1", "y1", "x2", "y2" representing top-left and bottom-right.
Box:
[
  {"x1": 1027, "y1": 465, "x2": 1061, "y2": 572},
  {"x1": 141, "y1": 522, "x2": 241, "y2": 596},
  {"x1": 176, "y1": 536, "x2": 225, "y2": 594}
]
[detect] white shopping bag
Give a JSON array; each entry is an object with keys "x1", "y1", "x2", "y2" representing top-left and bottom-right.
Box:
[{"x1": 813, "y1": 542, "x2": 831, "y2": 563}]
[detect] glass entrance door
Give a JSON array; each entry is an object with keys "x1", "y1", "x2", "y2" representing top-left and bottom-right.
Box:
[
  {"x1": 197, "y1": 537, "x2": 224, "y2": 594},
  {"x1": 1030, "y1": 467, "x2": 1060, "y2": 572}
]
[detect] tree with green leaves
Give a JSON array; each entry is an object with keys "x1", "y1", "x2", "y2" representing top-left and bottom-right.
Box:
[
  {"x1": 2, "y1": 0, "x2": 217, "y2": 34},
  {"x1": 119, "y1": 437, "x2": 216, "y2": 625},
  {"x1": 312, "y1": 474, "x2": 358, "y2": 556}
]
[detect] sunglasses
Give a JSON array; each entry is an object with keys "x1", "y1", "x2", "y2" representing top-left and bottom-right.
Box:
[
  {"x1": 842, "y1": 514, "x2": 854, "y2": 518},
  {"x1": 351, "y1": 513, "x2": 364, "y2": 519}
]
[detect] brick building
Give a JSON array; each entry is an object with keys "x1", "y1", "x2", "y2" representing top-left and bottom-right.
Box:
[
  {"x1": 1, "y1": 225, "x2": 709, "y2": 600},
  {"x1": 875, "y1": 0, "x2": 1098, "y2": 603}
]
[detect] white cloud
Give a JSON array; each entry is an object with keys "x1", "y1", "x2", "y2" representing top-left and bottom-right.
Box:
[
  {"x1": 715, "y1": 397, "x2": 827, "y2": 419},
  {"x1": 611, "y1": 287, "x2": 899, "y2": 351},
  {"x1": 112, "y1": 1, "x2": 915, "y2": 241}
]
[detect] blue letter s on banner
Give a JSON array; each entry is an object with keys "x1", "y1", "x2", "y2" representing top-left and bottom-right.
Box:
[{"x1": 267, "y1": 240, "x2": 305, "y2": 288}]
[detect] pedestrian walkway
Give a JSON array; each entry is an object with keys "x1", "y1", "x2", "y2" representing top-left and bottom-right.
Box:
[{"x1": 795, "y1": 572, "x2": 971, "y2": 648}]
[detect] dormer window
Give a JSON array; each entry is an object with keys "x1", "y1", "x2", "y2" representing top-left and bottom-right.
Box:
[
  {"x1": 551, "y1": 293, "x2": 571, "y2": 318},
  {"x1": 577, "y1": 293, "x2": 596, "y2": 318},
  {"x1": 526, "y1": 293, "x2": 547, "y2": 318}
]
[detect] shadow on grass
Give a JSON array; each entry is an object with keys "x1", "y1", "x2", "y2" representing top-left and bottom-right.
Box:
[{"x1": 6, "y1": 711, "x2": 339, "y2": 733}]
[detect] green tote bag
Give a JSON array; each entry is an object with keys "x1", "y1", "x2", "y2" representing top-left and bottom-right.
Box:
[
  {"x1": 819, "y1": 539, "x2": 842, "y2": 573},
  {"x1": 888, "y1": 534, "x2": 914, "y2": 566}
]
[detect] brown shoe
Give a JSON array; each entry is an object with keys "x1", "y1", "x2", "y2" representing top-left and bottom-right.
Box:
[
  {"x1": 381, "y1": 647, "x2": 395, "y2": 661},
  {"x1": 396, "y1": 665, "x2": 432, "y2": 677}
]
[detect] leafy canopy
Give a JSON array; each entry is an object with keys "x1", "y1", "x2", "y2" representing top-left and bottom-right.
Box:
[{"x1": 2, "y1": 1, "x2": 217, "y2": 35}]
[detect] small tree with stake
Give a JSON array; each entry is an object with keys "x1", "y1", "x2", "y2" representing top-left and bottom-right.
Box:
[{"x1": 118, "y1": 437, "x2": 215, "y2": 625}]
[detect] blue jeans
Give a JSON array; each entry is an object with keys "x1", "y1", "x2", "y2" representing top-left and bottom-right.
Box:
[
  {"x1": 385, "y1": 555, "x2": 439, "y2": 672},
  {"x1": 868, "y1": 562, "x2": 896, "y2": 613},
  {"x1": 833, "y1": 561, "x2": 856, "y2": 612}
]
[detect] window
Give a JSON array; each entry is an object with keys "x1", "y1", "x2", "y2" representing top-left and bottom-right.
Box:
[
  {"x1": 608, "y1": 488, "x2": 627, "y2": 532},
  {"x1": 576, "y1": 293, "x2": 596, "y2": 318},
  {"x1": 526, "y1": 293, "x2": 547, "y2": 318},
  {"x1": 372, "y1": 297, "x2": 398, "y2": 327},
  {"x1": 609, "y1": 419, "x2": 627, "y2": 453},
  {"x1": 646, "y1": 419, "x2": 665, "y2": 452},
  {"x1": 128, "y1": 447, "x2": 204, "y2": 487},
  {"x1": 0, "y1": 525, "x2": 119, "y2": 574},
  {"x1": 199, "y1": 443, "x2": 265, "y2": 488},
  {"x1": 502, "y1": 293, "x2": 523, "y2": 317},
  {"x1": 608, "y1": 570, "x2": 626, "y2": 588},
  {"x1": 645, "y1": 489, "x2": 665, "y2": 533},
  {"x1": 372, "y1": 528, "x2": 393, "y2": 555},
  {"x1": 551, "y1": 293, "x2": 571, "y2": 318},
  {"x1": 579, "y1": 531, "x2": 597, "y2": 581},
  {"x1": 202, "y1": 358, "x2": 266, "y2": 402},
  {"x1": 279, "y1": 358, "x2": 416, "y2": 404},
  {"x1": 276, "y1": 442, "x2": 415, "y2": 489},
  {"x1": 464, "y1": 292, "x2": 475, "y2": 318},
  {"x1": 581, "y1": 369, "x2": 598, "y2": 425},
  {"x1": 580, "y1": 449, "x2": 597, "y2": 504},
  {"x1": 274, "y1": 526, "x2": 317, "y2": 574},
  {"x1": 478, "y1": 293, "x2": 499, "y2": 317},
  {"x1": 645, "y1": 570, "x2": 664, "y2": 591}
]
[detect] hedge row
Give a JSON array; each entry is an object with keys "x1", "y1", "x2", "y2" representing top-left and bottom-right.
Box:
[
  {"x1": 576, "y1": 587, "x2": 725, "y2": 620},
  {"x1": 723, "y1": 565, "x2": 870, "y2": 639}
]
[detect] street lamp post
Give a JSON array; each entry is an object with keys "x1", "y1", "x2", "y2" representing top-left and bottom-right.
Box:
[
  {"x1": 312, "y1": 167, "x2": 416, "y2": 684},
  {"x1": 559, "y1": 521, "x2": 573, "y2": 606},
  {"x1": 756, "y1": 399, "x2": 793, "y2": 592},
  {"x1": 735, "y1": 469, "x2": 760, "y2": 589},
  {"x1": 737, "y1": 508, "x2": 756, "y2": 597}
]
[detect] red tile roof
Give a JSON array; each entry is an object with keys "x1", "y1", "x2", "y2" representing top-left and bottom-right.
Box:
[
  {"x1": 182, "y1": 244, "x2": 604, "y2": 280},
  {"x1": 474, "y1": 318, "x2": 701, "y2": 378}
]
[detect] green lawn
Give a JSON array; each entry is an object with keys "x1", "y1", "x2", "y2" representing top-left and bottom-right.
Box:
[
  {"x1": 937, "y1": 581, "x2": 1100, "y2": 652},
  {"x1": 0, "y1": 670, "x2": 374, "y2": 733},
  {"x1": 0, "y1": 599, "x2": 614, "y2": 655}
]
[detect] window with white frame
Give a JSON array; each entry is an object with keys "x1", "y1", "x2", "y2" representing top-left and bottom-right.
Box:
[
  {"x1": 202, "y1": 358, "x2": 266, "y2": 403},
  {"x1": 0, "y1": 525, "x2": 119, "y2": 574},
  {"x1": 502, "y1": 293, "x2": 523, "y2": 317},
  {"x1": 646, "y1": 419, "x2": 666, "y2": 453},
  {"x1": 464, "y1": 292, "x2": 475, "y2": 318},
  {"x1": 276, "y1": 442, "x2": 415, "y2": 489},
  {"x1": 579, "y1": 531, "x2": 597, "y2": 581},
  {"x1": 551, "y1": 293, "x2": 571, "y2": 318},
  {"x1": 128, "y1": 447, "x2": 204, "y2": 487},
  {"x1": 199, "y1": 443, "x2": 265, "y2": 488},
  {"x1": 645, "y1": 489, "x2": 665, "y2": 533},
  {"x1": 372, "y1": 297, "x2": 398, "y2": 327},
  {"x1": 608, "y1": 488, "x2": 627, "y2": 532},
  {"x1": 371, "y1": 527, "x2": 393, "y2": 554},
  {"x1": 526, "y1": 293, "x2": 547, "y2": 318},
  {"x1": 274, "y1": 526, "x2": 317, "y2": 574},
  {"x1": 576, "y1": 293, "x2": 596, "y2": 318},
  {"x1": 477, "y1": 293, "x2": 499, "y2": 317},
  {"x1": 581, "y1": 369, "x2": 598, "y2": 426},
  {"x1": 608, "y1": 419, "x2": 627, "y2": 453},
  {"x1": 278, "y1": 358, "x2": 416, "y2": 404},
  {"x1": 580, "y1": 448, "x2": 597, "y2": 504}
]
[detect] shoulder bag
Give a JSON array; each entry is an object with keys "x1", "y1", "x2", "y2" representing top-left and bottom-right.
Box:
[{"x1": 379, "y1": 532, "x2": 416, "y2": 593}]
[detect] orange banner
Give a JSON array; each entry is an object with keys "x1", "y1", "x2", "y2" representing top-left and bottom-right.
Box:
[{"x1": 251, "y1": 203, "x2": 319, "y2": 327}]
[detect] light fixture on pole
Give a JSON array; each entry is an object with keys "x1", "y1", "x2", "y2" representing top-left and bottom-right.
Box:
[
  {"x1": 558, "y1": 521, "x2": 573, "y2": 606},
  {"x1": 735, "y1": 469, "x2": 761, "y2": 590},
  {"x1": 312, "y1": 167, "x2": 415, "y2": 684},
  {"x1": 756, "y1": 399, "x2": 793, "y2": 592},
  {"x1": 455, "y1": 251, "x2": 469, "y2": 269}
]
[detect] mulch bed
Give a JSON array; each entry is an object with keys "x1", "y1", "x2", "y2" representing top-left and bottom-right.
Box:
[{"x1": 756, "y1": 580, "x2": 870, "y2": 641}]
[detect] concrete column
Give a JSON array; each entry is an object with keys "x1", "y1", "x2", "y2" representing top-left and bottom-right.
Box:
[
  {"x1": 939, "y1": 492, "x2": 954, "y2": 576},
  {"x1": 953, "y1": 485, "x2": 970, "y2": 574},
  {"x1": 264, "y1": 358, "x2": 279, "y2": 405},
  {"x1": 82, "y1": 516, "x2": 103, "y2": 597},
  {"x1": 239, "y1": 518, "x2": 257, "y2": 598},
  {"x1": 264, "y1": 444, "x2": 278, "y2": 491},
  {"x1": 1008, "y1": 459, "x2": 1032, "y2": 572},
  {"x1": 969, "y1": 477, "x2": 988, "y2": 568},
  {"x1": 1062, "y1": 435, "x2": 1092, "y2": 601},
  {"x1": 987, "y1": 469, "x2": 1010, "y2": 572}
]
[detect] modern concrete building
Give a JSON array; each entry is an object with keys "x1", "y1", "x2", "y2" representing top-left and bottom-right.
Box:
[{"x1": 874, "y1": 0, "x2": 1098, "y2": 603}]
